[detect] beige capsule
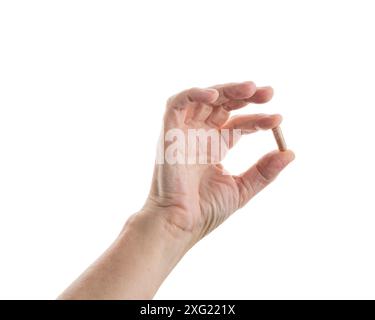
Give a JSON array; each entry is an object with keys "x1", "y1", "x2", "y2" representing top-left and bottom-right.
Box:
[{"x1": 272, "y1": 126, "x2": 287, "y2": 152}]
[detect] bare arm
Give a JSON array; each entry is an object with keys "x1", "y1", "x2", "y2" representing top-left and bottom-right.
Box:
[{"x1": 59, "y1": 81, "x2": 294, "y2": 300}]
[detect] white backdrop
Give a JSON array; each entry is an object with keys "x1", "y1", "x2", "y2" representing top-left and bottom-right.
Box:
[{"x1": 1, "y1": 0, "x2": 374, "y2": 299}]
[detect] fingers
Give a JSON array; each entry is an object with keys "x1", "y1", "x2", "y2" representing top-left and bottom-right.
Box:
[
  {"x1": 187, "y1": 82, "x2": 259, "y2": 125},
  {"x1": 217, "y1": 114, "x2": 282, "y2": 163},
  {"x1": 165, "y1": 83, "x2": 274, "y2": 128},
  {"x1": 219, "y1": 114, "x2": 282, "y2": 152},
  {"x1": 220, "y1": 86, "x2": 274, "y2": 111},
  {"x1": 165, "y1": 87, "x2": 219, "y2": 126},
  {"x1": 234, "y1": 150, "x2": 295, "y2": 207},
  {"x1": 222, "y1": 114, "x2": 282, "y2": 134},
  {"x1": 212, "y1": 82, "x2": 257, "y2": 108},
  {"x1": 168, "y1": 83, "x2": 273, "y2": 112},
  {"x1": 211, "y1": 83, "x2": 273, "y2": 110},
  {"x1": 205, "y1": 84, "x2": 274, "y2": 127},
  {"x1": 167, "y1": 87, "x2": 219, "y2": 110},
  {"x1": 244, "y1": 86, "x2": 274, "y2": 104}
]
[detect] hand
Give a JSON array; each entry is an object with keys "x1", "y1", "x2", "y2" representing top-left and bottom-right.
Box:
[
  {"x1": 143, "y1": 81, "x2": 295, "y2": 245},
  {"x1": 59, "y1": 81, "x2": 295, "y2": 300}
]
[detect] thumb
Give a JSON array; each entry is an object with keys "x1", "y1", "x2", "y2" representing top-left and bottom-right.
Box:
[{"x1": 234, "y1": 150, "x2": 295, "y2": 207}]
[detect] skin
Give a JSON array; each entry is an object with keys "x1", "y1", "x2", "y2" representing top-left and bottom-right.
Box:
[{"x1": 59, "y1": 81, "x2": 295, "y2": 300}]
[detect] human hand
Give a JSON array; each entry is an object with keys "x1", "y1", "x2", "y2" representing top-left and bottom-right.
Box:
[
  {"x1": 59, "y1": 81, "x2": 295, "y2": 300},
  {"x1": 143, "y1": 81, "x2": 295, "y2": 246}
]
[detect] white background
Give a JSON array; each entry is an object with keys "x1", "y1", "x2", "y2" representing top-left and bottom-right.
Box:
[{"x1": 0, "y1": 0, "x2": 374, "y2": 299}]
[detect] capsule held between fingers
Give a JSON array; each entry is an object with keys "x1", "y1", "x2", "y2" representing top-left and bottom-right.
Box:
[{"x1": 272, "y1": 126, "x2": 287, "y2": 152}]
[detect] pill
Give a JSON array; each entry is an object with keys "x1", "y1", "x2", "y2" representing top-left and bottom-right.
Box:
[{"x1": 272, "y1": 126, "x2": 287, "y2": 151}]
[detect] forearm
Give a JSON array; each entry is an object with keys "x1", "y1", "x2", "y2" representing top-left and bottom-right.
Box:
[
  {"x1": 58, "y1": 210, "x2": 191, "y2": 300},
  {"x1": 58, "y1": 81, "x2": 293, "y2": 300}
]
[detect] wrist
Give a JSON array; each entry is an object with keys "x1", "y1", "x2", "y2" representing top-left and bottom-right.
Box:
[
  {"x1": 60, "y1": 209, "x2": 194, "y2": 300},
  {"x1": 120, "y1": 209, "x2": 193, "y2": 270}
]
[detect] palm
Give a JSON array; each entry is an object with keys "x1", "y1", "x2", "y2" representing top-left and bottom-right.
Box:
[{"x1": 198, "y1": 165, "x2": 240, "y2": 232}]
